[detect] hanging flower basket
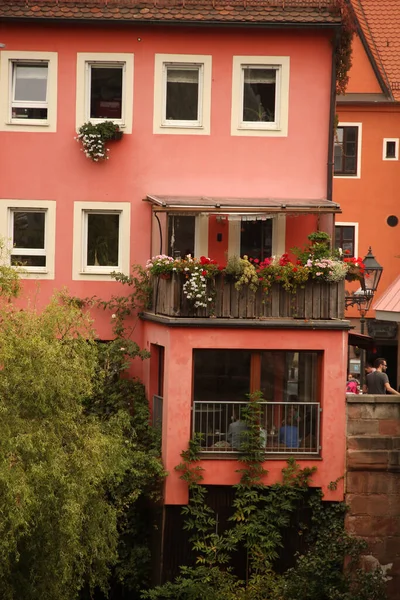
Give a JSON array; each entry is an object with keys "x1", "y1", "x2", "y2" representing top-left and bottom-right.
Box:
[{"x1": 75, "y1": 120, "x2": 123, "y2": 162}]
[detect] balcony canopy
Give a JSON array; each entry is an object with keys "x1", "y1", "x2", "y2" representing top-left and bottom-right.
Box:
[{"x1": 144, "y1": 194, "x2": 341, "y2": 215}]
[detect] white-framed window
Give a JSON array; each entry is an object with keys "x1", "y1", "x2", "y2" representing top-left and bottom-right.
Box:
[
  {"x1": 383, "y1": 138, "x2": 399, "y2": 160},
  {"x1": 334, "y1": 123, "x2": 362, "y2": 178},
  {"x1": 76, "y1": 53, "x2": 134, "y2": 133},
  {"x1": 0, "y1": 51, "x2": 58, "y2": 132},
  {"x1": 0, "y1": 199, "x2": 56, "y2": 278},
  {"x1": 73, "y1": 202, "x2": 130, "y2": 280},
  {"x1": 231, "y1": 56, "x2": 290, "y2": 137},
  {"x1": 153, "y1": 54, "x2": 212, "y2": 135},
  {"x1": 334, "y1": 222, "x2": 358, "y2": 258}
]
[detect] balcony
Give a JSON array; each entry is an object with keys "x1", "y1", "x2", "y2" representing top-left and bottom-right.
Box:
[
  {"x1": 151, "y1": 275, "x2": 345, "y2": 320},
  {"x1": 193, "y1": 400, "x2": 321, "y2": 456}
]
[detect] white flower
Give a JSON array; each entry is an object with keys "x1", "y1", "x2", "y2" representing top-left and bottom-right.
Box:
[{"x1": 112, "y1": 314, "x2": 116, "y2": 319}]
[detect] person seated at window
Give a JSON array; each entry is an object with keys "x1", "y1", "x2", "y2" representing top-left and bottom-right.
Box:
[
  {"x1": 227, "y1": 414, "x2": 248, "y2": 450},
  {"x1": 279, "y1": 402, "x2": 300, "y2": 448}
]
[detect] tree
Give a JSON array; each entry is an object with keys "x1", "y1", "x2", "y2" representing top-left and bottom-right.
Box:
[{"x1": 0, "y1": 295, "x2": 135, "y2": 600}]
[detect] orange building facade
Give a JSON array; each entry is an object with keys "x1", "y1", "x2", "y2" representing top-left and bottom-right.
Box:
[{"x1": 334, "y1": 1, "x2": 400, "y2": 384}]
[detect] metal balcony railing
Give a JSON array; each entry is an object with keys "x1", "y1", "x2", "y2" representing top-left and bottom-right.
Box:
[{"x1": 192, "y1": 401, "x2": 321, "y2": 456}]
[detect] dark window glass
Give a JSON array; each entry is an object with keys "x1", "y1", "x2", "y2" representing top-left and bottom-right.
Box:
[
  {"x1": 387, "y1": 215, "x2": 398, "y2": 227},
  {"x1": 240, "y1": 219, "x2": 272, "y2": 262},
  {"x1": 243, "y1": 67, "x2": 276, "y2": 122},
  {"x1": 194, "y1": 350, "x2": 251, "y2": 403},
  {"x1": 87, "y1": 213, "x2": 119, "y2": 267},
  {"x1": 166, "y1": 68, "x2": 199, "y2": 121},
  {"x1": 192, "y1": 350, "x2": 320, "y2": 453},
  {"x1": 386, "y1": 141, "x2": 396, "y2": 158},
  {"x1": 13, "y1": 211, "x2": 45, "y2": 249},
  {"x1": 335, "y1": 225, "x2": 355, "y2": 257},
  {"x1": 334, "y1": 126, "x2": 358, "y2": 175},
  {"x1": 167, "y1": 215, "x2": 195, "y2": 258},
  {"x1": 11, "y1": 255, "x2": 46, "y2": 267},
  {"x1": 90, "y1": 66, "x2": 123, "y2": 120},
  {"x1": 12, "y1": 107, "x2": 47, "y2": 119}
]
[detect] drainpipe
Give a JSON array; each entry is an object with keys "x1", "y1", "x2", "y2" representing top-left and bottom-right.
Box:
[
  {"x1": 327, "y1": 27, "x2": 340, "y2": 203},
  {"x1": 325, "y1": 27, "x2": 341, "y2": 242}
]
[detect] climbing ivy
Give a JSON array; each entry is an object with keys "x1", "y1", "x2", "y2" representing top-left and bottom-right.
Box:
[{"x1": 142, "y1": 393, "x2": 387, "y2": 600}]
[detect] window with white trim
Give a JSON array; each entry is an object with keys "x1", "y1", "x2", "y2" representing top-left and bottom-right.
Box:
[
  {"x1": 163, "y1": 64, "x2": 202, "y2": 126},
  {"x1": 11, "y1": 62, "x2": 49, "y2": 121},
  {"x1": 153, "y1": 54, "x2": 212, "y2": 135},
  {"x1": 334, "y1": 123, "x2": 362, "y2": 178},
  {"x1": 231, "y1": 56, "x2": 290, "y2": 137},
  {"x1": 84, "y1": 211, "x2": 122, "y2": 272},
  {"x1": 383, "y1": 138, "x2": 399, "y2": 160},
  {"x1": 0, "y1": 51, "x2": 58, "y2": 132},
  {"x1": 334, "y1": 222, "x2": 358, "y2": 258},
  {"x1": 0, "y1": 199, "x2": 56, "y2": 278},
  {"x1": 76, "y1": 54, "x2": 134, "y2": 133},
  {"x1": 87, "y1": 63, "x2": 124, "y2": 122},
  {"x1": 10, "y1": 209, "x2": 47, "y2": 268},
  {"x1": 73, "y1": 202, "x2": 131, "y2": 280}
]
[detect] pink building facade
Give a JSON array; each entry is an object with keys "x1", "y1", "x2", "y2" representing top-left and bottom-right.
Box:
[{"x1": 0, "y1": 1, "x2": 348, "y2": 516}]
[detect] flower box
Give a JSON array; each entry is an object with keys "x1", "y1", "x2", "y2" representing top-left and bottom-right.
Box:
[{"x1": 151, "y1": 274, "x2": 345, "y2": 320}]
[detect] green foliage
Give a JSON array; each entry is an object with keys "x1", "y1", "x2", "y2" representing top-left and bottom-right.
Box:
[
  {"x1": 0, "y1": 238, "x2": 21, "y2": 300},
  {"x1": 0, "y1": 296, "x2": 133, "y2": 600},
  {"x1": 142, "y1": 394, "x2": 388, "y2": 600},
  {"x1": 76, "y1": 121, "x2": 123, "y2": 162},
  {"x1": 225, "y1": 255, "x2": 259, "y2": 293},
  {"x1": 82, "y1": 319, "x2": 165, "y2": 597}
]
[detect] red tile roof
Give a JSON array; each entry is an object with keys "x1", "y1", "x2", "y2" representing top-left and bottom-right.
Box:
[
  {"x1": 350, "y1": 0, "x2": 400, "y2": 100},
  {"x1": 0, "y1": 1, "x2": 342, "y2": 25}
]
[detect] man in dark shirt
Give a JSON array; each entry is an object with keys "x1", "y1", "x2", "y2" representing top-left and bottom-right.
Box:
[{"x1": 366, "y1": 358, "x2": 400, "y2": 395}]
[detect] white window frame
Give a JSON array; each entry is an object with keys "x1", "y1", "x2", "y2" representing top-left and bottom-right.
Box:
[
  {"x1": 73, "y1": 201, "x2": 130, "y2": 281},
  {"x1": 335, "y1": 222, "x2": 359, "y2": 258},
  {"x1": 153, "y1": 54, "x2": 212, "y2": 135},
  {"x1": 0, "y1": 199, "x2": 56, "y2": 279},
  {"x1": 231, "y1": 56, "x2": 290, "y2": 137},
  {"x1": 0, "y1": 51, "x2": 58, "y2": 132},
  {"x1": 76, "y1": 53, "x2": 134, "y2": 133},
  {"x1": 334, "y1": 122, "x2": 362, "y2": 179},
  {"x1": 382, "y1": 138, "x2": 399, "y2": 161}
]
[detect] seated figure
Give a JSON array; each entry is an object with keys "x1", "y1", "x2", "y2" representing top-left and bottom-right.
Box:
[
  {"x1": 227, "y1": 418, "x2": 247, "y2": 450},
  {"x1": 279, "y1": 425, "x2": 299, "y2": 448}
]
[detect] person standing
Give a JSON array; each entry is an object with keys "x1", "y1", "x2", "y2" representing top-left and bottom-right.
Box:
[{"x1": 366, "y1": 358, "x2": 400, "y2": 395}]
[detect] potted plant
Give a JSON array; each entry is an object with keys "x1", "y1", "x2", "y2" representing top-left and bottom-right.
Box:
[
  {"x1": 75, "y1": 120, "x2": 123, "y2": 162},
  {"x1": 307, "y1": 231, "x2": 331, "y2": 245}
]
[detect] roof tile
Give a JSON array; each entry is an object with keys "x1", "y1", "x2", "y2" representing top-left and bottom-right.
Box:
[
  {"x1": 350, "y1": 0, "x2": 400, "y2": 101},
  {"x1": 0, "y1": 0, "x2": 342, "y2": 25}
]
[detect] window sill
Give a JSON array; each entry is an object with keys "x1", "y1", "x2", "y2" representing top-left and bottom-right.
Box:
[{"x1": 8, "y1": 120, "x2": 50, "y2": 127}]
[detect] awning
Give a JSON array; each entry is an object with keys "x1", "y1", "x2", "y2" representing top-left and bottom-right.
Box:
[
  {"x1": 373, "y1": 275, "x2": 400, "y2": 322},
  {"x1": 348, "y1": 332, "x2": 375, "y2": 350},
  {"x1": 144, "y1": 194, "x2": 341, "y2": 214}
]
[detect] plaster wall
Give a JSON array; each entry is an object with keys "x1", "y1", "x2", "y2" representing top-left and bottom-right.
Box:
[
  {"x1": 0, "y1": 23, "x2": 334, "y2": 343},
  {"x1": 143, "y1": 322, "x2": 348, "y2": 504}
]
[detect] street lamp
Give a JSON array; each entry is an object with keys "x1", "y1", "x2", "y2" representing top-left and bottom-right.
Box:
[{"x1": 345, "y1": 247, "x2": 383, "y2": 385}]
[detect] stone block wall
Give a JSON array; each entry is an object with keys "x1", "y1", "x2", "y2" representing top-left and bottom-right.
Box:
[{"x1": 346, "y1": 395, "x2": 400, "y2": 599}]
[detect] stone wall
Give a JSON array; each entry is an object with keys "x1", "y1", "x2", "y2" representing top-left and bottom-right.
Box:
[{"x1": 346, "y1": 395, "x2": 400, "y2": 599}]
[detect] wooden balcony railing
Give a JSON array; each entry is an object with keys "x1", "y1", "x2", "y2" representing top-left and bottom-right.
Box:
[
  {"x1": 151, "y1": 275, "x2": 345, "y2": 319},
  {"x1": 193, "y1": 400, "x2": 321, "y2": 456}
]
